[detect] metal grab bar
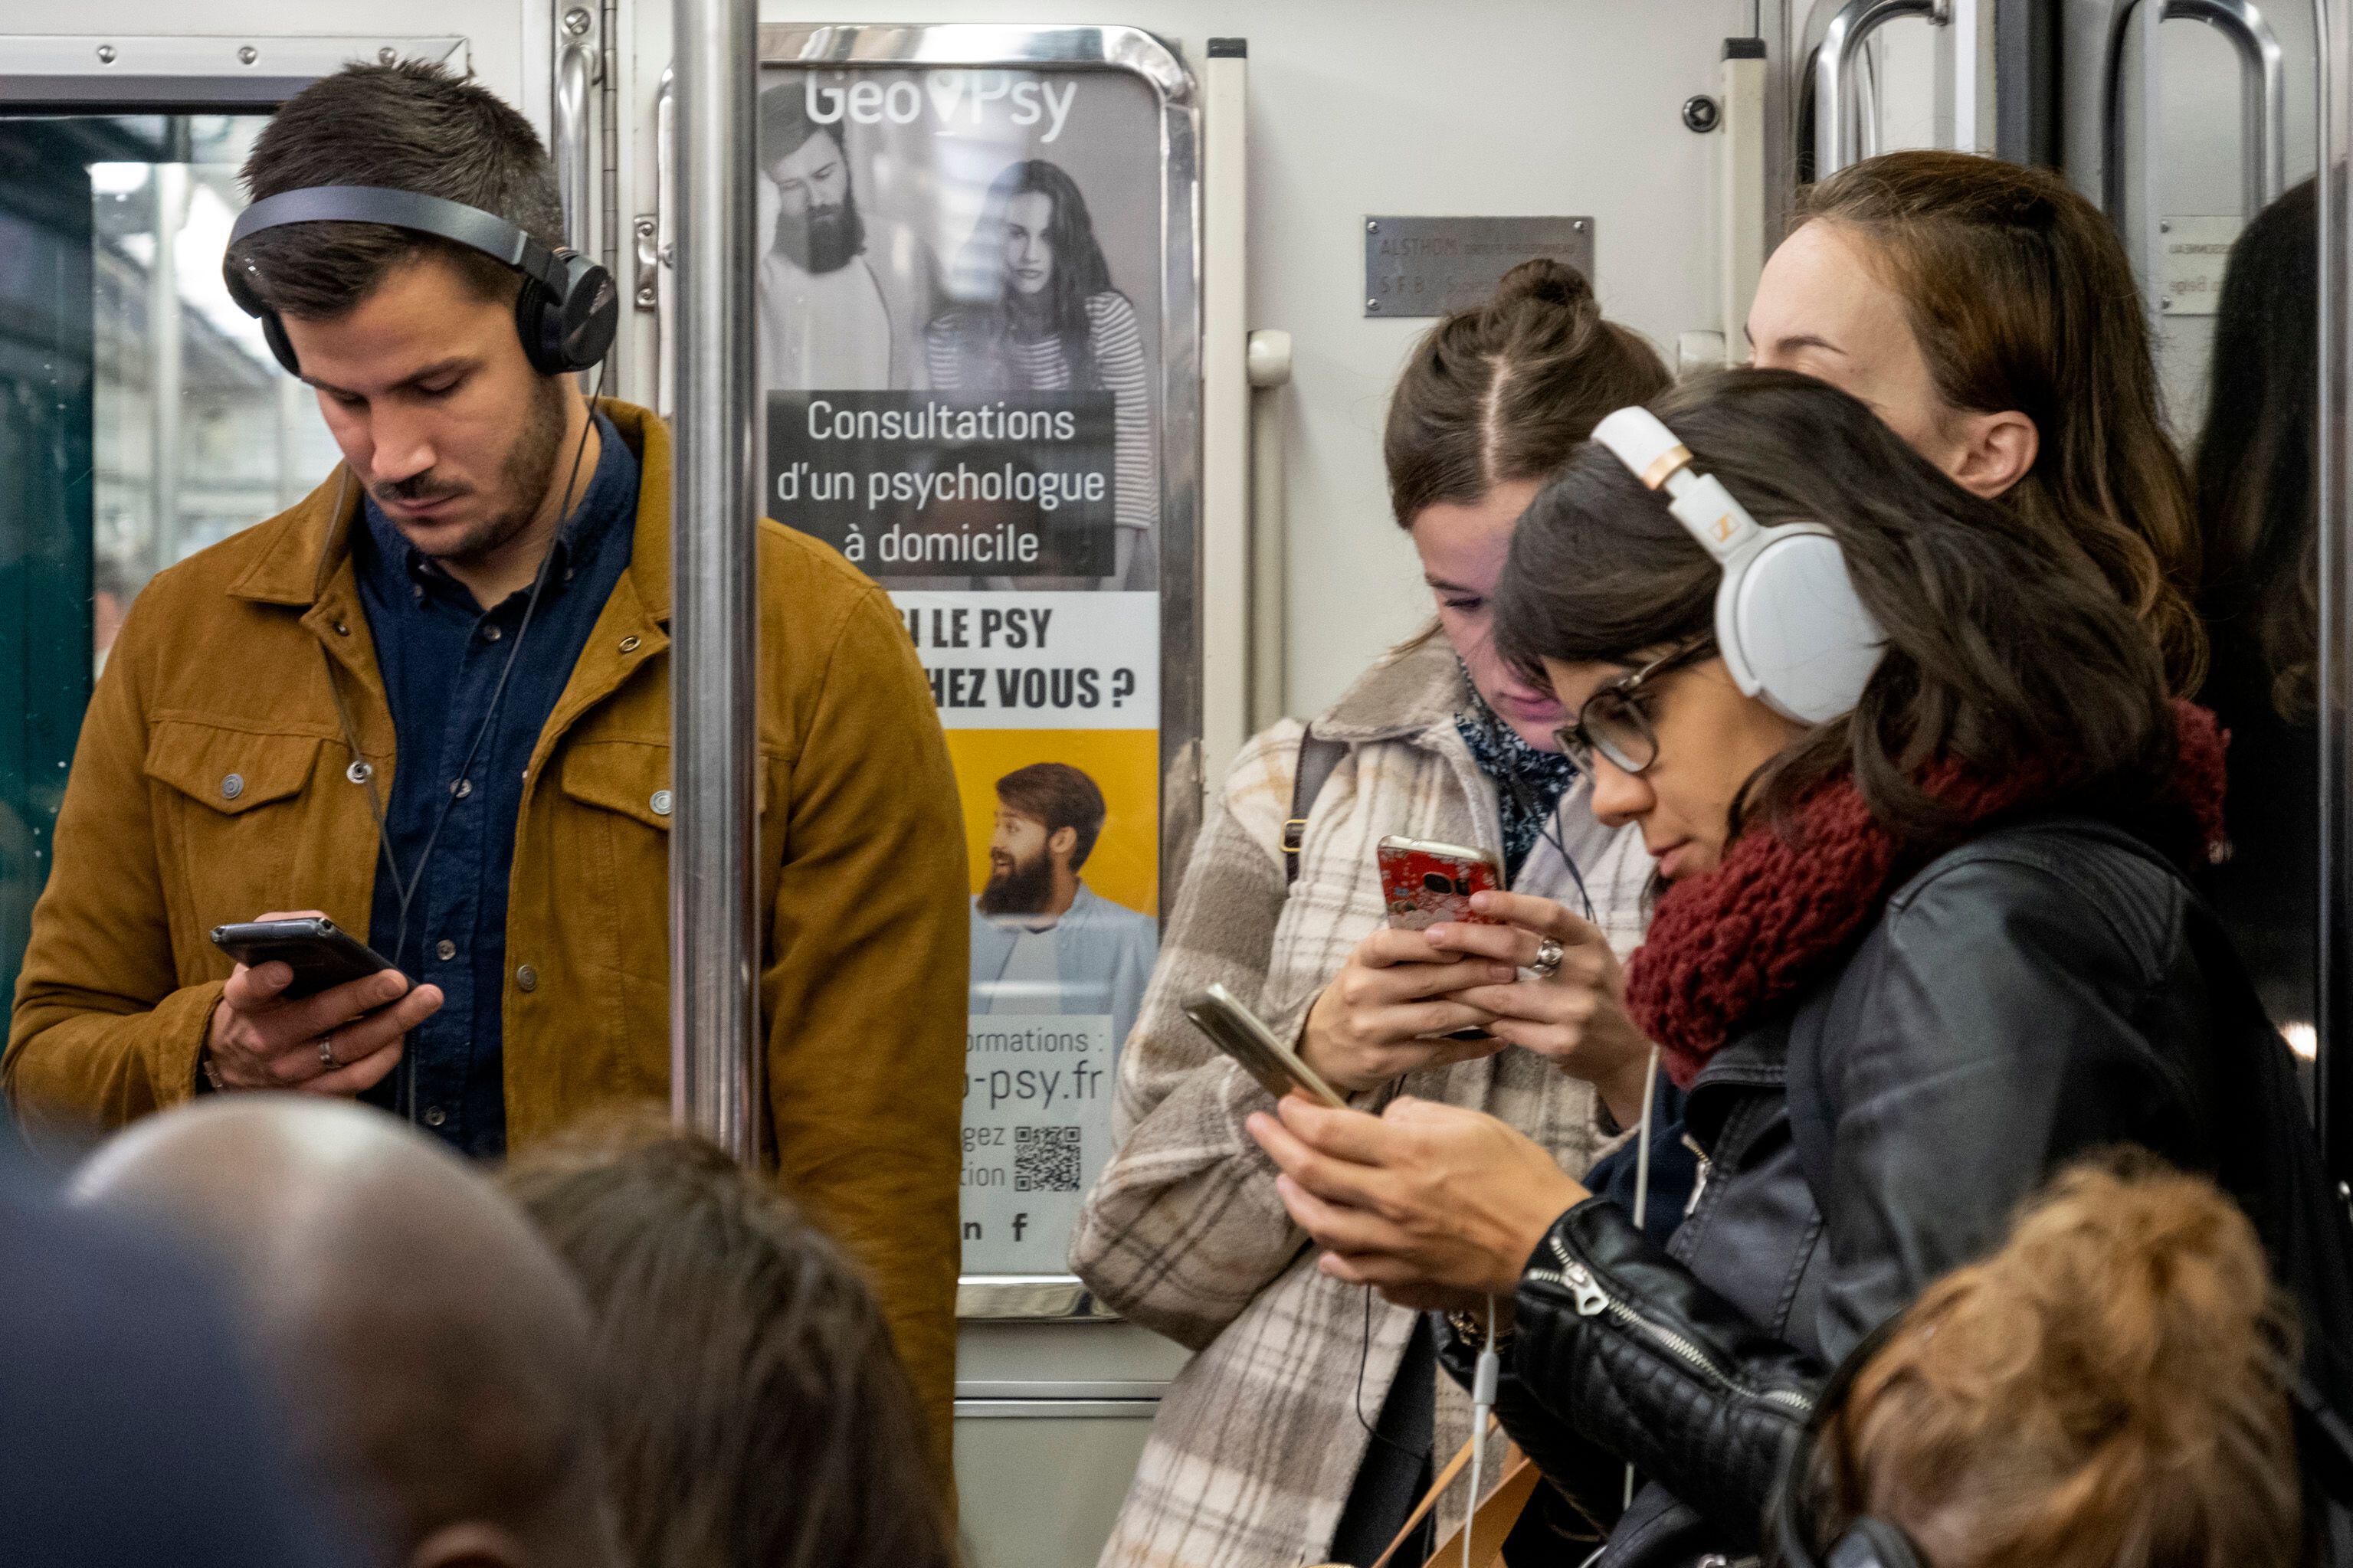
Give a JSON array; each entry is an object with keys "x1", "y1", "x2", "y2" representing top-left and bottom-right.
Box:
[
  {"x1": 669, "y1": 0, "x2": 764, "y2": 1164},
  {"x1": 553, "y1": 36, "x2": 595, "y2": 254},
  {"x1": 653, "y1": 67, "x2": 675, "y2": 418},
  {"x1": 2102, "y1": 0, "x2": 2289, "y2": 225},
  {"x1": 1813, "y1": 0, "x2": 1951, "y2": 177}
]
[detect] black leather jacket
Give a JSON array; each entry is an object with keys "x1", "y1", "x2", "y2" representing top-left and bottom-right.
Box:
[{"x1": 1444, "y1": 817, "x2": 2353, "y2": 1568}]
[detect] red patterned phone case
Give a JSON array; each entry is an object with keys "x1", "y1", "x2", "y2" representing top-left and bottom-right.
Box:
[{"x1": 1377, "y1": 836, "x2": 1503, "y2": 931}]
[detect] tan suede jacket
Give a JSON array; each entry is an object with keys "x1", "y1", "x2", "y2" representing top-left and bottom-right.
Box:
[{"x1": 4, "y1": 401, "x2": 968, "y2": 1456}]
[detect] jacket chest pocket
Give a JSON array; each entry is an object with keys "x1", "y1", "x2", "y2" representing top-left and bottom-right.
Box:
[
  {"x1": 555, "y1": 744, "x2": 783, "y2": 980},
  {"x1": 559, "y1": 741, "x2": 675, "y2": 981},
  {"x1": 143, "y1": 719, "x2": 349, "y2": 945}
]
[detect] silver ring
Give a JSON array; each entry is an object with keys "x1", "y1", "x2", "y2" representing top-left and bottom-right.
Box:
[
  {"x1": 1529, "y1": 938, "x2": 1566, "y2": 982},
  {"x1": 318, "y1": 1033, "x2": 340, "y2": 1070}
]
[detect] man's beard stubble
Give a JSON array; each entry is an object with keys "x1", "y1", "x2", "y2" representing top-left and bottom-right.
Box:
[
  {"x1": 978, "y1": 847, "x2": 1057, "y2": 918},
  {"x1": 370, "y1": 372, "x2": 570, "y2": 570},
  {"x1": 773, "y1": 196, "x2": 865, "y2": 276}
]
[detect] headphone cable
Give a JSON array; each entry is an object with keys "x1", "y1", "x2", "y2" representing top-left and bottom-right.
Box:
[{"x1": 321, "y1": 363, "x2": 608, "y2": 1122}]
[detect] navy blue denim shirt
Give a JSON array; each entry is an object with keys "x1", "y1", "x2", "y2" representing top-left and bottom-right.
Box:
[{"x1": 352, "y1": 411, "x2": 637, "y2": 1156}]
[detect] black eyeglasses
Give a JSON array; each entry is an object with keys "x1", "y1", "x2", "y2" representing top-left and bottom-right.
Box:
[{"x1": 1555, "y1": 639, "x2": 1715, "y2": 775}]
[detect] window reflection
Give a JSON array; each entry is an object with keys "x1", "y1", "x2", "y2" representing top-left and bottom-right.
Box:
[
  {"x1": 0, "y1": 110, "x2": 333, "y2": 1002},
  {"x1": 85, "y1": 116, "x2": 336, "y2": 666}
]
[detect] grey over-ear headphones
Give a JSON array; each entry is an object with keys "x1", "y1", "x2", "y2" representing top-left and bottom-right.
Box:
[
  {"x1": 224, "y1": 185, "x2": 618, "y2": 378},
  {"x1": 1593, "y1": 406, "x2": 1884, "y2": 725}
]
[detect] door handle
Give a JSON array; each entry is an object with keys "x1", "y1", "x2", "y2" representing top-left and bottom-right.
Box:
[
  {"x1": 553, "y1": 30, "x2": 597, "y2": 254},
  {"x1": 2102, "y1": 0, "x2": 2288, "y2": 228},
  {"x1": 1811, "y1": 0, "x2": 1952, "y2": 178}
]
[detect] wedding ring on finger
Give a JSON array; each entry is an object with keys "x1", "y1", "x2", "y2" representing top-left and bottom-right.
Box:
[
  {"x1": 1528, "y1": 937, "x2": 1567, "y2": 982},
  {"x1": 318, "y1": 1033, "x2": 340, "y2": 1071}
]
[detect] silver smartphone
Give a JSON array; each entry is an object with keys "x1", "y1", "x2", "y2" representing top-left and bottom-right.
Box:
[{"x1": 1181, "y1": 982, "x2": 1349, "y2": 1110}]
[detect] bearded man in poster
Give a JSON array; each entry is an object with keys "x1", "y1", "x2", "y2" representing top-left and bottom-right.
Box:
[{"x1": 970, "y1": 762, "x2": 1156, "y2": 1048}]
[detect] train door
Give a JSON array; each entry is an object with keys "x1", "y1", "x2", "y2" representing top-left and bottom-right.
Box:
[
  {"x1": 0, "y1": 8, "x2": 552, "y2": 1005},
  {"x1": 2051, "y1": 1, "x2": 2332, "y2": 1118}
]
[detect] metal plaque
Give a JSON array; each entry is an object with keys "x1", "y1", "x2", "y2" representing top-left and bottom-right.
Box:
[
  {"x1": 2158, "y1": 214, "x2": 2240, "y2": 316},
  {"x1": 1364, "y1": 215, "x2": 1595, "y2": 317}
]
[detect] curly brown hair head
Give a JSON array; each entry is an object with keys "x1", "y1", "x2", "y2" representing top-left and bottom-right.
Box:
[{"x1": 1807, "y1": 1157, "x2": 2300, "y2": 1568}]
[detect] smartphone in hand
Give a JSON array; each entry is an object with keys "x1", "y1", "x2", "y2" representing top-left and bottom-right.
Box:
[
  {"x1": 1377, "y1": 836, "x2": 1503, "y2": 932},
  {"x1": 209, "y1": 918, "x2": 403, "y2": 1001},
  {"x1": 1181, "y1": 983, "x2": 1349, "y2": 1110}
]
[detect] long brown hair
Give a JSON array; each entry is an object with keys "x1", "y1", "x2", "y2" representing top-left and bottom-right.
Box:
[
  {"x1": 1796, "y1": 151, "x2": 2206, "y2": 693},
  {"x1": 2196, "y1": 177, "x2": 2319, "y2": 719},
  {"x1": 1382, "y1": 257, "x2": 1669, "y2": 527},
  {"x1": 1807, "y1": 1157, "x2": 2301, "y2": 1568},
  {"x1": 502, "y1": 1115, "x2": 957, "y2": 1568},
  {"x1": 1493, "y1": 369, "x2": 2174, "y2": 852}
]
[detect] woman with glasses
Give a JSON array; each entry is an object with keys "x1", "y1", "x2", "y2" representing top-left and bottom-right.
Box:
[
  {"x1": 1248, "y1": 368, "x2": 2352, "y2": 1568},
  {"x1": 1070, "y1": 260, "x2": 1670, "y2": 1568}
]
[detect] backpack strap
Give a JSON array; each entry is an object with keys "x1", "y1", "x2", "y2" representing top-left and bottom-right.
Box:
[{"x1": 1284, "y1": 727, "x2": 1349, "y2": 888}]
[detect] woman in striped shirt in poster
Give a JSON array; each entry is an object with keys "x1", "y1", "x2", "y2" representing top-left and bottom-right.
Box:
[{"x1": 925, "y1": 159, "x2": 1158, "y2": 590}]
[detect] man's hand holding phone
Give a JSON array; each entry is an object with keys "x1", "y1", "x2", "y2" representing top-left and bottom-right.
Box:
[{"x1": 205, "y1": 910, "x2": 444, "y2": 1095}]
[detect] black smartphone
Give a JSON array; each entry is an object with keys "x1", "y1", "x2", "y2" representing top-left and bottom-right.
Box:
[{"x1": 208, "y1": 918, "x2": 402, "y2": 1000}]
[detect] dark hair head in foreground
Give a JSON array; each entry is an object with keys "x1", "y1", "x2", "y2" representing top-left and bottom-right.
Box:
[{"x1": 501, "y1": 1114, "x2": 958, "y2": 1568}]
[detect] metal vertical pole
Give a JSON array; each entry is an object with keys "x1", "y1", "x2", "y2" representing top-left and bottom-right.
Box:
[
  {"x1": 148, "y1": 162, "x2": 187, "y2": 577},
  {"x1": 2316, "y1": 0, "x2": 2348, "y2": 1181},
  {"x1": 669, "y1": 0, "x2": 763, "y2": 1163}
]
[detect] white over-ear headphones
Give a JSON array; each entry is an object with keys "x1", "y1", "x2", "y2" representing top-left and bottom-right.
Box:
[{"x1": 1592, "y1": 406, "x2": 1885, "y2": 725}]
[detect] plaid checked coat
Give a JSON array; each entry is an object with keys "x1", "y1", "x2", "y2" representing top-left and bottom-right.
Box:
[{"x1": 1070, "y1": 637, "x2": 1654, "y2": 1568}]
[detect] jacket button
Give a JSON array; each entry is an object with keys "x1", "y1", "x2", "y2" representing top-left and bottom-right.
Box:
[
  {"x1": 422, "y1": 1106, "x2": 447, "y2": 1128},
  {"x1": 346, "y1": 759, "x2": 374, "y2": 784},
  {"x1": 619, "y1": 635, "x2": 641, "y2": 653},
  {"x1": 219, "y1": 773, "x2": 244, "y2": 801},
  {"x1": 435, "y1": 938, "x2": 457, "y2": 962},
  {"x1": 651, "y1": 790, "x2": 671, "y2": 817},
  {"x1": 516, "y1": 964, "x2": 539, "y2": 992},
  {"x1": 333, "y1": 620, "x2": 350, "y2": 637}
]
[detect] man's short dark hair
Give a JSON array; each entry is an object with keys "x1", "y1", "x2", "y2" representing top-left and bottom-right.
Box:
[
  {"x1": 997, "y1": 763, "x2": 1108, "y2": 872},
  {"x1": 758, "y1": 80, "x2": 842, "y2": 169},
  {"x1": 231, "y1": 61, "x2": 565, "y2": 319}
]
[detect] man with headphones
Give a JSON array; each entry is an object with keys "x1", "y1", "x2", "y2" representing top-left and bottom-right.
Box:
[{"x1": 2, "y1": 61, "x2": 969, "y2": 1458}]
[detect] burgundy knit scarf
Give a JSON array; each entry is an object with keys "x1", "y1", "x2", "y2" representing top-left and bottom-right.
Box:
[{"x1": 1623, "y1": 701, "x2": 2230, "y2": 1088}]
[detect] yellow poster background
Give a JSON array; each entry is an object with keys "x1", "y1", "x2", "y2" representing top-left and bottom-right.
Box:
[{"x1": 945, "y1": 728, "x2": 1159, "y2": 918}]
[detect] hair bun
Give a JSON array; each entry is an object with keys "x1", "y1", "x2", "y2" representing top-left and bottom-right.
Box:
[{"x1": 1489, "y1": 257, "x2": 1597, "y2": 315}]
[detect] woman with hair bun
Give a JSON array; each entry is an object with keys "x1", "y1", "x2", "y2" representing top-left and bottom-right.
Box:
[
  {"x1": 1070, "y1": 260, "x2": 1670, "y2": 1568},
  {"x1": 1788, "y1": 1157, "x2": 2303, "y2": 1568}
]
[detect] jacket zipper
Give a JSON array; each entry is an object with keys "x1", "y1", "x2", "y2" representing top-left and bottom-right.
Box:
[
  {"x1": 1526, "y1": 1232, "x2": 1814, "y2": 1416},
  {"x1": 1683, "y1": 1132, "x2": 1712, "y2": 1219}
]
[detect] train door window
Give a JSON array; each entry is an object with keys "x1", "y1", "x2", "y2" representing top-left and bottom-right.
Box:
[
  {"x1": 2077, "y1": 1, "x2": 2326, "y2": 1081},
  {"x1": 0, "y1": 113, "x2": 333, "y2": 1002}
]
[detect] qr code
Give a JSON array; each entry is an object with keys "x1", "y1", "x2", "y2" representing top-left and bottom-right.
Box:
[{"x1": 1015, "y1": 1125, "x2": 1083, "y2": 1193}]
